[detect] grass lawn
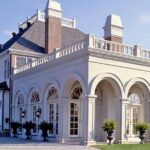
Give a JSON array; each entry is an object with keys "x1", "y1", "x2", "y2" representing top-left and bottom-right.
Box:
[{"x1": 95, "y1": 144, "x2": 150, "y2": 150}]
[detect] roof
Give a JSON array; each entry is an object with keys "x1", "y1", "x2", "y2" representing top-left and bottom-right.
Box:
[{"x1": 1, "y1": 21, "x2": 86, "y2": 54}]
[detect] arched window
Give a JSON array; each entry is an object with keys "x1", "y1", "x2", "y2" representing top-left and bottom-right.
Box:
[
  {"x1": 30, "y1": 90, "x2": 40, "y2": 133},
  {"x1": 128, "y1": 93, "x2": 142, "y2": 105},
  {"x1": 126, "y1": 93, "x2": 143, "y2": 136},
  {"x1": 17, "y1": 93, "x2": 25, "y2": 133},
  {"x1": 71, "y1": 87, "x2": 82, "y2": 100},
  {"x1": 31, "y1": 90, "x2": 40, "y2": 103},
  {"x1": 70, "y1": 86, "x2": 82, "y2": 136},
  {"x1": 47, "y1": 87, "x2": 59, "y2": 136},
  {"x1": 47, "y1": 87, "x2": 58, "y2": 100}
]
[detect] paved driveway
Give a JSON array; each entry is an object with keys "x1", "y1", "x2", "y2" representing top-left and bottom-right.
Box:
[{"x1": 0, "y1": 137, "x2": 98, "y2": 150}]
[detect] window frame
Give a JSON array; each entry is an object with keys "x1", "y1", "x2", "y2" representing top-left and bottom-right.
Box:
[{"x1": 69, "y1": 85, "x2": 82, "y2": 137}]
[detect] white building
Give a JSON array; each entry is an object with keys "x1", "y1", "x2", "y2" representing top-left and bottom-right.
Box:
[{"x1": 1, "y1": 0, "x2": 150, "y2": 145}]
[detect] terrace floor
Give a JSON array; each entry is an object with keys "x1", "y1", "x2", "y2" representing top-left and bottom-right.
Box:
[{"x1": 0, "y1": 137, "x2": 97, "y2": 150}]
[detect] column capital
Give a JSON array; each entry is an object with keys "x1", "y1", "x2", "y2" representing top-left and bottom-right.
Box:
[
  {"x1": 81, "y1": 94, "x2": 97, "y2": 99},
  {"x1": 121, "y1": 98, "x2": 130, "y2": 104}
]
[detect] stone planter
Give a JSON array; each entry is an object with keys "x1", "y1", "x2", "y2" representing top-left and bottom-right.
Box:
[
  {"x1": 139, "y1": 130, "x2": 146, "y2": 144},
  {"x1": 107, "y1": 130, "x2": 114, "y2": 145}
]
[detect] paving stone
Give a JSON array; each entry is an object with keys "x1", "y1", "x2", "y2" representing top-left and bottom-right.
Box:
[{"x1": 0, "y1": 137, "x2": 98, "y2": 150}]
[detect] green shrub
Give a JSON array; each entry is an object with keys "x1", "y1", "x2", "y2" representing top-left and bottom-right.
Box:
[
  {"x1": 102, "y1": 120, "x2": 117, "y2": 132},
  {"x1": 135, "y1": 122, "x2": 149, "y2": 131}
]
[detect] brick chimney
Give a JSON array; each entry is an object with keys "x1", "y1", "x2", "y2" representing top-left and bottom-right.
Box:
[
  {"x1": 103, "y1": 14, "x2": 124, "y2": 43},
  {"x1": 45, "y1": 0, "x2": 62, "y2": 54}
]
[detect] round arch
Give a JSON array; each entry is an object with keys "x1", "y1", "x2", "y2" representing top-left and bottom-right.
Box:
[
  {"x1": 27, "y1": 86, "x2": 41, "y2": 105},
  {"x1": 42, "y1": 79, "x2": 60, "y2": 102},
  {"x1": 61, "y1": 72, "x2": 87, "y2": 98},
  {"x1": 125, "y1": 77, "x2": 150, "y2": 99},
  {"x1": 89, "y1": 73, "x2": 124, "y2": 97},
  {"x1": 13, "y1": 88, "x2": 26, "y2": 106}
]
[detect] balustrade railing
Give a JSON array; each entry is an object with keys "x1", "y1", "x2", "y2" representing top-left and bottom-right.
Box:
[
  {"x1": 141, "y1": 49, "x2": 150, "y2": 59},
  {"x1": 89, "y1": 36, "x2": 134, "y2": 56},
  {"x1": 14, "y1": 35, "x2": 150, "y2": 75},
  {"x1": 14, "y1": 41, "x2": 85, "y2": 74},
  {"x1": 61, "y1": 18, "x2": 76, "y2": 28},
  {"x1": 19, "y1": 10, "x2": 76, "y2": 30}
]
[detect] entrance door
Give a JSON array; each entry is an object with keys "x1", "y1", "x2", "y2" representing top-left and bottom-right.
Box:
[
  {"x1": 126, "y1": 106, "x2": 141, "y2": 136},
  {"x1": 49, "y1": 103, "x2": 59, "y2": 136},
  {"x1": 126, "y1": 93, "x2": 143, "y2": 137}
]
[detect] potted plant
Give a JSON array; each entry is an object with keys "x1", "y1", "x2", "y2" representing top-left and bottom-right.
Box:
[
  {"x1": 39, "y1": 121, "x2": 53, "y2": 141},
  {"x1": 135, "y1": 122, "x2": 149, "y2": 144},
  {"x1": 10, "y1": 122, "x2": 21, "y2": 137},
  {"x1": 23, "y1": 121, "x2": 36, "y2": 139},
  {"x1": 102, "y1": 120, "x2": 117, "y2": 145}
]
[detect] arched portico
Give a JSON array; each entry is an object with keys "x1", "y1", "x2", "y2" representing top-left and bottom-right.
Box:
[
  {"x1": 89, "y1": 73, "x2": 124, "y2": 97},
  {"x1": 125, "y1": 78, "x2": 150, "y2": 99},
  {"x1": 89, "y1": 73, "x2": 123, "y2": 142},
  {"x1": 123, "y1": 78, "x2": 150, "y2": 141}
]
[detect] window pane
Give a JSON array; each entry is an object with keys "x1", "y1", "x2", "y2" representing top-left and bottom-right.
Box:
[
  {"x1": 70, "y1": 102, "x2": 79, "y2": 136},
  {"x1": 16, "y1": 57, "x2": 26, "y2": 67}
]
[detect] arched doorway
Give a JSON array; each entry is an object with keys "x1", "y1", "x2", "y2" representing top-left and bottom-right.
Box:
[
  {"x1": 16, "y1": 93, "x2": 25, "y2": 133},
  {"x1": 46, "y1": 86, "x2": 59, "y2": 136},
  {"x1": 30, "y1": 89, "x2": 40, "y2": 134},
  {"x1": 69, "y1": 83, "x2": 82, "y2": 137}
]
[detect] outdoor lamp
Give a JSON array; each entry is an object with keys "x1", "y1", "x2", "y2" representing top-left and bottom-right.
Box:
[
  {"x1": 36, "y1": 108, "x2": 41, "y2": 118},
  {"x1": 21, "y1": 110, "x2": 26, "y2": 118}
]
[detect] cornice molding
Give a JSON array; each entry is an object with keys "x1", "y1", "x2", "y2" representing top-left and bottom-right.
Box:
[{"x1": 88, "y1": 48, "x2": 150, "y2": 67}]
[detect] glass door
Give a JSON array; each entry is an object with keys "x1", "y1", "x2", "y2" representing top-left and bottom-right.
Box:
[
  {"x1": 49, "y1": 103, "x2": 59, "y2": 136},
  {"x1": 126, "y1": 105, "x2": 141, "y2": 137},
  {"x1": 32, "y1": 105, "x2": 39, "y2": 133}
]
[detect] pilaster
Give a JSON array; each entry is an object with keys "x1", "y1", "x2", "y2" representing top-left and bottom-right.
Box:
[
  {"x1": 120, "y1": 98, "x2": 129, "y2": 143},
  {"x1": 81, "y1": 95, "x2": 97, "y2": 145}
]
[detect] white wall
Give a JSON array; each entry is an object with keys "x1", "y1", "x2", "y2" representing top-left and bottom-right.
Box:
[{"x1": 13, "y1": 52, "x2": 88, "y2": 142}]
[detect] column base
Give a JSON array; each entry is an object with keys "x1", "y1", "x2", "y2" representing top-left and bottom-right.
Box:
[{"x1": 82, "y1": 140, "x2": 97, "y2": 146}]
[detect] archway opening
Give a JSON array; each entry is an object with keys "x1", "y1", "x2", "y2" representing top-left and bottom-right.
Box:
[
  {"x1": 126, "y1": 83, "x2": 149, "y2": 138},
  {"x1": 94, "y1": 78, "x2": 122, "y2": 142}
]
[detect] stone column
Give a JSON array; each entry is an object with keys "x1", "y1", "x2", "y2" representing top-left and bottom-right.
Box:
[
  {"x1": 60, "y1": 98, "x2": 70, "y2": 143},
  {"x1": 81, "y1": 95, "x2": 97, "y2": 145},
  {"x1": 120, "y1": 99, "x2": 129, "y2": 143}
]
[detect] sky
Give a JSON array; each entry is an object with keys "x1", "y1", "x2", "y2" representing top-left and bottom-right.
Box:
[{"x1": 1, "y1": 0, "x2": 150, "y2": 49}]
